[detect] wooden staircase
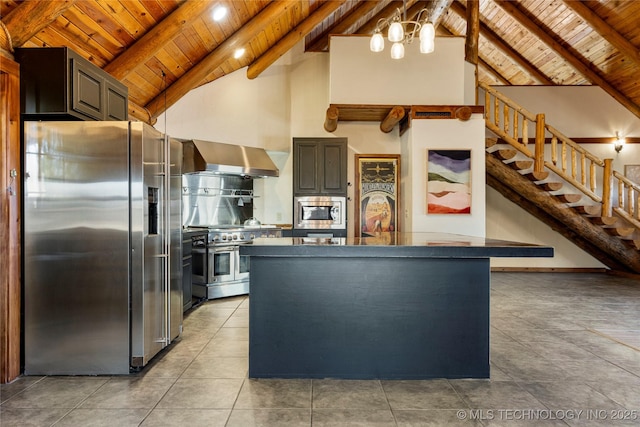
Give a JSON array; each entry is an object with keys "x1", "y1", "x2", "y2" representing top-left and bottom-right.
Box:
[{"x1": 480, "y1": 82, "x2": 640, "y2": 274}]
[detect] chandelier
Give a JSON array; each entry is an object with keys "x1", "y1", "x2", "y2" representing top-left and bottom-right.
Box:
[{"x1": 369, "y1": 1, "x2": 435, "y2": 59}]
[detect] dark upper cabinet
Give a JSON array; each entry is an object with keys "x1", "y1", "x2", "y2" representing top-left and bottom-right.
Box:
[
  {"x1": 16, "y1": 47, "x2": 128, "y2": 121},
  {"x1": 293, "y1": 138, "x2": 347, "y2": 195}
]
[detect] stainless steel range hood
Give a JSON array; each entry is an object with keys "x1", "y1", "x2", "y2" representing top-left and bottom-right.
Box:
[{"x1": 182, "y1": 139, "x2": 279, "y2": 178}]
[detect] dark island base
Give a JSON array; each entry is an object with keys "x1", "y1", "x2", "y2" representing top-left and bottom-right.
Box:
[{"x1": 249, "y1": 256, "x2": 490, "y2": 379}]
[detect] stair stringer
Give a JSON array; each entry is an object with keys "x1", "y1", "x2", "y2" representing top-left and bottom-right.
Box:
[{"x1": 486, "y1": 153, "x2": 640, "y2": 274}]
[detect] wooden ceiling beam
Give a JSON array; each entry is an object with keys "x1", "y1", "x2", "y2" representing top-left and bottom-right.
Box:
[
  {"x1": 247, "y1": 0, "x2": 346, "y2": 80},
  {"x1": 357, "y1": 1, "x2": 405, "y2": 35},
  {"x1": 494, "y1": 0, "x2": 640, "y2": 119},
  {"x1": 145, "y1": 1, "x2": 293, "y2": 120},
  {"x1": 0, "y1": 0, "x2": 77, "y2": 51},
  {"x1": 428, "y1": 0, "x2": 455, "y2": 27},
  {"x1": 450, "y1": 1, "x2": 553, "y2": 85},
  {"x1": 563, "y1": 0, "x2": 640, "y2": 69},
  {"x1": 306, "y1": 1, "x2": 380, "y2": 52},
  {"x1": 465, "y1": 0, "x2": 479, "y2": 65},
  {"x1": 104, "y1": 0, "x2": 214, "y2": 80}
]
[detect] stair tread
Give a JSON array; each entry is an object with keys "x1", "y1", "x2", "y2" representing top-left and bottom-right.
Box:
[
  {"x1": 555, "y1": 193, "x2": 583, "y2": 203},
  {"x1": 486, "y1": 138, "x2": 499, "y2": 148},
  {"x1": 590, "y1": 216, "x2": 619, "y2": 226},
  {"x1": 524, "y1": 171, "x2": 550, "y2": 181},
  {"x1": 574, "y1": 205, "x2": 601, "y2": 216},
  {"x1": 538, "y1": 181, "x2": 563, "y2": 191},
  {"x1": 493, "y1": 149, "x2": 517, "y2": 161},
  {"x1": 508, "y1": 160, "x2": 533, "y2": 171},
  {"x1": 605, "y1": 227, "x2": 635, "y2": 237}
]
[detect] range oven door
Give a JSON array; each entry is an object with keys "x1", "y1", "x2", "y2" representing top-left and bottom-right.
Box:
[
  {"x1": 207, "y1": 245, "x2": 236, "y2": 284},
  {"x1": 236, "y1": 245, "x2": 250, "y2": 281},
  {"x1": 192, "y1": 241, "x2": 207, "y2": 285}
]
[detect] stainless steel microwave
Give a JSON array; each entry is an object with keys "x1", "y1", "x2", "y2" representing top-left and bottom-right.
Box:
[{"x1": 294, "y1": 196, "x2": 346, "y2": 230}]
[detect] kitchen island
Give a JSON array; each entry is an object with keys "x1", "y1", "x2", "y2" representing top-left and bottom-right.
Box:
[{"x1": 240, "y1": 233, "x2": 553, "y2": 380}]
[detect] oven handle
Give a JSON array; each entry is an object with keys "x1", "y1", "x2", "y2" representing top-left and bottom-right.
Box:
[{"x1": 211, "y1": 245, "x2": 238, "y2": 252}]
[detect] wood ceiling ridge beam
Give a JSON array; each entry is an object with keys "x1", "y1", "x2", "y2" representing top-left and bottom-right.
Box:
[
  {"x1": 104, "y1": 0, "x2": 214, "y2": 80},
  {"x1": 450, "y1": 0, "x2": 553, "y2": 85},
  {"x1": 1, "y1": 0, "x2": 77, "y2": 51},
  {"x1": 247, "y1": 0, "x2": 346, "y2": 80},
  {"x1": 494, "y1": 0, "x2": 640, "y2": 120},
  {"x1": 145, "y1": 1, "x2": 293, "y2": 120},
  {"x1": 563, "y1": 0, "x2": 640, "y2": 69},
  {"x1": 306, "y1": 1, "x2": 380, "y2": 52}
]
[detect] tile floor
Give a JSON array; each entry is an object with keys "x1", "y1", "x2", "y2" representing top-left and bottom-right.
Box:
[{"x1": 1, "y1": 272, "x2": 640, "y2": 426}]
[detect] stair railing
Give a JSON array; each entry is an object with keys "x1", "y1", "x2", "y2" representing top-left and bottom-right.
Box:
[
  {"x1": 613, "y1": 171, "x2": 640, "y2": 229},
  {"x1": 478, "y1": 81, "x2": 631, "y2": 222}
]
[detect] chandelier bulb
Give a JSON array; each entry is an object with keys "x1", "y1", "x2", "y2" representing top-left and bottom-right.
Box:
[
  {"x1": 390, "y1": 42, "x2": 405, "y2": 59},
  {"x1": 419, "y1": 22, "x2": 435, "y2": 42},
  {"x1": 388, "y1": 21, "x2": 404, "y2": 43},
  {"x1": 370, "y1": 32, "x2": 384, "y2": 52}
]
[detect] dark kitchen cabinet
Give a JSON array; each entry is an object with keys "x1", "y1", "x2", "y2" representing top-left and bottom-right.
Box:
[
  {"x1": 182, "y1": 234, "x2": 194, "y2": 313},
  {"x1": 293, "y1": 138, "x2": 347, "y2": 195},
  {"x1": 16, "y1": 47, "x2": 128, "y2": 121}
]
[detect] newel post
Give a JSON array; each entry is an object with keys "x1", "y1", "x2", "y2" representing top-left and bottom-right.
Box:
[
  {"x1": 602, "y1": 158, "x2": 613, "y2": 216},
  {"x1": 534, "y1": 113, "x2": 545, "y2": 174}
]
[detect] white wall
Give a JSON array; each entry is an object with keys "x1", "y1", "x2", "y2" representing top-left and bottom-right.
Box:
[
  {"x1": 404, "y1": 115, "x2": 486, "y2": 237},
  {"x1": 495, "y1": 86, "x2": 640, "y2": 138},
  {"x1": 329, "y1": 36, "x2": 466, "y2": 105}
]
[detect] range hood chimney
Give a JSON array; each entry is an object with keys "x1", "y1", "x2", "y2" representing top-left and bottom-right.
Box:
[{"x1": 182, "y1": 139, "x2": 279, "y2": 178}]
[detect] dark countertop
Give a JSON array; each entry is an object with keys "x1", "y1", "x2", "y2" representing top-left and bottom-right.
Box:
[{"x1": 240, "y1": 232, "x2": 554, "y2": 259}]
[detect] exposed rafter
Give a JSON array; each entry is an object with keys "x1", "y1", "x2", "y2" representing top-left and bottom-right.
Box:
[
  {"x1": 306, "y1": 1, "x2": 380, "y2": 52},
  {"x1": 563, "y1": 0, "x2": 640, "y2": 69},
  {"x1": 247, "y1": 0, "x2": 346, "y2": 79},
  {"x1": 1, "y1": 0, "x2": 77, "y2": 51},
  {"x1": 145, "y1": 1, "x2": 293, "y2": 120},
  {"x1": 104, "y1": 1, "x2": 214, "y2": 80},
  {"x1": 449, "y1": 1, "x2": 553, "y2": 85},
  {"x1": 495, "y1": 0, "x2": 640, "y2": 119}
]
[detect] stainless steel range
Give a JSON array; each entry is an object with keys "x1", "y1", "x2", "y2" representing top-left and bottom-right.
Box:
[{"x1": 190, "y1": 226, "x2": 282, "y2": 299}]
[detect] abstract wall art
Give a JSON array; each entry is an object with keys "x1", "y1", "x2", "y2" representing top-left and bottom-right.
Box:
[{"x1": 427, "y1": 149, "x2": 471, "y2": 214}]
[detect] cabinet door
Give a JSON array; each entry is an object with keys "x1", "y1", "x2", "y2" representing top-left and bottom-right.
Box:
[
  {"x1": 106, "y1": 80, "x2": 128, "y2": 120},
  {"x1": 294, "y1": 141, "x2": 320, "y2": 194},
  {"x1": 321, "y1": 141, "x2": 347, "y2": 194},
  {"x1": 71, "y1": 58, "x2": 105, "y2": 120},
  {"x1": 293, "y1": 138, "x2": 347, "y2": 196}
]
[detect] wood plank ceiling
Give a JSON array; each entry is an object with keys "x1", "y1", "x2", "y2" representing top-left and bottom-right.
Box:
[{"x1": 1, "y1": 0, "x2": 639, "y2": 124}]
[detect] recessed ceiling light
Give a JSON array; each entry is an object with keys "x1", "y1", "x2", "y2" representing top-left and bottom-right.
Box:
[
  {"x1": 234, "y1": 48, "x2": 245, "y2": 59},
  {"x1": 212, "y1": 6, "x2": 227, "y2": 22}
]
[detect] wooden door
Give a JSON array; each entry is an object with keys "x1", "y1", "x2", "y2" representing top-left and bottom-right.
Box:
[{"x1": 1, "y1": 54, "x2": 22, "y2": 383}]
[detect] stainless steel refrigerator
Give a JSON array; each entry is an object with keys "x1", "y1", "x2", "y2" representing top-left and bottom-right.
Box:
[{"x1": 23, "y1": 121, "x2": 182, "y2": 375}]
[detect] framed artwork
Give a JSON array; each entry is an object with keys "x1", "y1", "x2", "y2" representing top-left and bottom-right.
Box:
[
  {"x1": 427, "y1": 149, "x2": 471, "y2": 214},
  {"x1": 355, "y1": 154, "x2": 401, "y2": 237}
]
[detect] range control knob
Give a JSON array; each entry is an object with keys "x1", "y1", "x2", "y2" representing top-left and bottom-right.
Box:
[
  {"x1": 250, "y1": 234, "x2": 256, "y2": 240},
  {"x1": 232, "y1": 234, "x2": 238, "y2": 240},
  {"x1": 221, "y1": 235, "x2": 227, "y2": 241}
]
